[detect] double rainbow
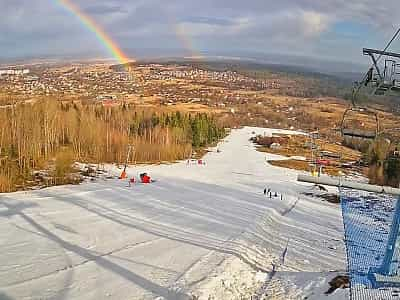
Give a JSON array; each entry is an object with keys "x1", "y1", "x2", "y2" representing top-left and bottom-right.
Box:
[{"x1": 57, "y1": 0, "x2": 132, "y2": 65}]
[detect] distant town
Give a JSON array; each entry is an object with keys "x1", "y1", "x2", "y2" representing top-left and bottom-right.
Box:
[{"x1": 0, "y1": 62, "x2": 292, "y2": 109}]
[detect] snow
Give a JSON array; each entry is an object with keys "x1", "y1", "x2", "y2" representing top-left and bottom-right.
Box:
[{"x1": 0, "y1": 127, "x2": 348, "y2": 300}]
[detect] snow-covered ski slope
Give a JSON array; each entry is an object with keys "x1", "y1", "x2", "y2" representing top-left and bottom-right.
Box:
[{"x1": 0, "y1": 127, "x2": 348, "y2": 300}]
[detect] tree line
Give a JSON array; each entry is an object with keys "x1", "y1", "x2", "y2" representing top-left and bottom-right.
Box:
[
  {"x1": 367, "y1": 138, "x2": 400, "y2": 187},
  {"x1": 0, "y1": 100, "x2": 225, "y2": 192},
  {"x1": 344, "y1": 137, "x2": 400, "y2": 187}
]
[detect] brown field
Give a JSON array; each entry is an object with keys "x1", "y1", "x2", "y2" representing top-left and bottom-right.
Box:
[
  {"x1": 257, "y1": 133, "x2": 364, "y2": 176},
  {"x1": 268, "y1": 159, "x2": 354, "y2": 176},
  {"x1": 258, "y1": 134, "x2": 361, "y2": 160}
]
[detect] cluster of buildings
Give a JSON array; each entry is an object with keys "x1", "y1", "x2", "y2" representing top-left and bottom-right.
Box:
[
  {"x1": 126, "y1": 64, "x2": 288, "y2": 108},
  {"x1": 0, "y1": 69, "x2": 30, "y2": 76},
  {"x1": 0, "y1": 67, "x2": 140, "y2": 97},
  {"x1": 148, "y1": 68, "x2": 281, "y2": 90}
]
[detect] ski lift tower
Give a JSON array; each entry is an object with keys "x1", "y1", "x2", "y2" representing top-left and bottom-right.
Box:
[
  {"x1": 298, "y1": 174, "x2": 400, "y2": 288},
  {"x1": 309, "y1": 131, "x2": 320, "y2": 176},
  {"x1": 314, "y1": 29, "x2": 400, "y2": 294},
  {"x1": 370, "y1": 196, "x2": 400, "y2": 287}
]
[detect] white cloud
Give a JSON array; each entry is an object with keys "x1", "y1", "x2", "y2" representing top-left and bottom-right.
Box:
[{"x1": 301, "y1": 11, "x2": 330, "y2": 38}]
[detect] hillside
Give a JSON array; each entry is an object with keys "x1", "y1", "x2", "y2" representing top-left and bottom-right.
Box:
[{"x1": 0, "y1": 127, "x2": 348, "y2": 300}]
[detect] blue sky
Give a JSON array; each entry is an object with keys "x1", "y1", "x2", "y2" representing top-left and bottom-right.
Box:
[{"x1": 1, "y1": 0, "x2": 399, "y2": 68}]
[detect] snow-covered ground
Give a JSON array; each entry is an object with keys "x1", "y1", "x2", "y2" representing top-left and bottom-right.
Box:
[{"x1": 0, "y1": 127, "x2": 348, "y2": 300}]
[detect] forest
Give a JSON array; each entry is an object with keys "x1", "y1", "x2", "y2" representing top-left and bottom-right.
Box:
[{"x1": 0, "y1": 100, "x2": 225, "y2": 192}]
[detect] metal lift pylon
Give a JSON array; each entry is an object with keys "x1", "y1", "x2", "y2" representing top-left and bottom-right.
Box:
[
  {"x1": 298, "y1": 174, "x2": 400, "y2": 287},
  {"x1": 370, "y1": 197, "x2": 400, "y2": 287}
]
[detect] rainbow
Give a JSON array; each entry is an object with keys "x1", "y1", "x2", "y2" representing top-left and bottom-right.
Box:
[
  {"x1": 56, "y1": 0, "x2": 132, "y2": 65},
  {"x1": 175, "y1": 23, "x2": 202, "y2": 59}
]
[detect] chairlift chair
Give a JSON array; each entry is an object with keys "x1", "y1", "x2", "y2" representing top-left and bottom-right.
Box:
[
  {"x1": 340, "y1": 107, "x2": 380, "y2": 140},
  {"x1": 363, "y1": 48, "x2": 400, "y2": 96}
]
